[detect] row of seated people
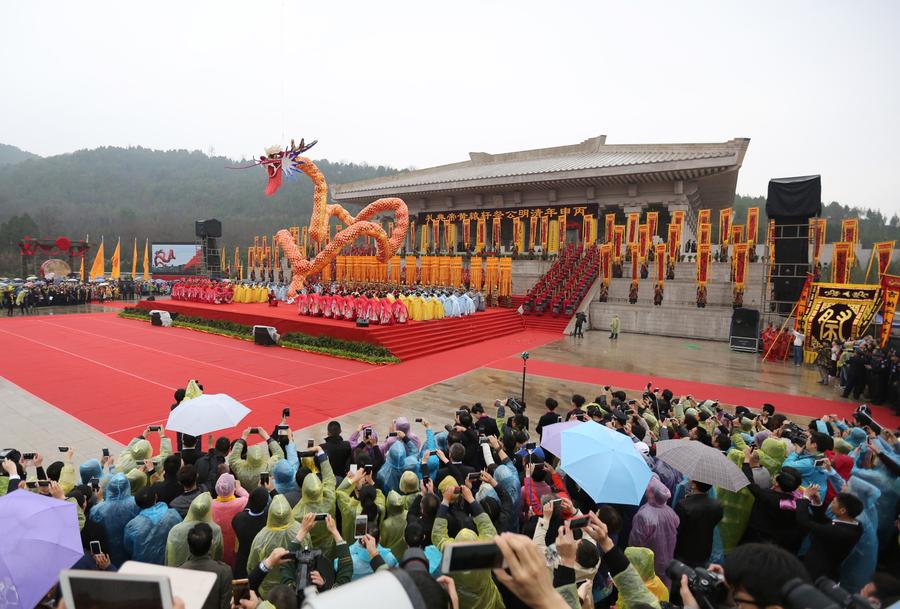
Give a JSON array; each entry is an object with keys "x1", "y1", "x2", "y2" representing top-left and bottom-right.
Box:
[
  {"x1": 296, "y1": 290, "x2": 481, "y2": 323},
  {"x1": 524, "y1": 245, "x2": 599, "y2": 315},
  {"x1": 233, "y1": 283, "x2": 276, "y2": 303},
  {"x1": 171, "y1": 279, "x2": 234, "y2": 304}
]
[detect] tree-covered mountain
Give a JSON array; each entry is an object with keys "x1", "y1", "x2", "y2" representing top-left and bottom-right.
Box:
[
  {"x1": 0, "y1": 143, "x2": 41, "y2": 166},
  {"x1": 0, "y1": 145, "x2": 397, "y2": 272}
]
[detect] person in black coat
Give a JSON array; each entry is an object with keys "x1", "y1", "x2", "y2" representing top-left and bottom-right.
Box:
[
  {"x1": 738, "y1": 452, "x2": 804, "y2": 553},
  {"x1": 796, "y1": 487, "x2": 864, "y2": 581},
  {"x1": 231, "y1": 487, "x2": 271, "y2": 579},
  {"x1": 435, "y1": 443, "x2": 477, "y2": 485},
  {"x1": 150, "y1": 455, "x2": 184, "y2": 505},
  {"x1": 535, "y1": 398, "x2": 562, "y2": 440},
  {"x1": 472, "y1": 403, "x2": 500, "y2": 438},
  {"x1": 674, "y1": 480, "x2": 724, "y2": 567},
  {"x1": 320, "y1": 421, "x2": 352, "y2": 479}
]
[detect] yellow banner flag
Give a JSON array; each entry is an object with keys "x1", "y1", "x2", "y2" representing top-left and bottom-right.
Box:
[
  {"x1": 143, "y1": 239, "x2": 150, "y2": 280},
  {"x1": 131, "y1": 238, "x2": 138, "y2": 278},
  {"x1": 89, "y1": 240, "x2": 105, "y2": 280},
  {"x1": 110, "y1": 239, "x2": 121, "y2": 279},
  {"x1": 80, "y1": 256, "x2": 85, "y2": 282}
]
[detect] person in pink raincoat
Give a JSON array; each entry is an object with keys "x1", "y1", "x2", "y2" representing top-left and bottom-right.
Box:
[
  {"x1": 210, "y1": 473, "x2": 249, "y2": 569},
  {"x1": 628, "y1": 475, "x2": 680, "y2": 587}
]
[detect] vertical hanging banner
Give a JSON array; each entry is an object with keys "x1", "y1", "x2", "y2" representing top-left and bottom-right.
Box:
[
  {"x1": 733, "y1": 242, "x2": 749, "y2": 303},
  {"x1": 582, "y1": 215, "x2": 596, "y2": 247},
  {"x1": 559, "y1": 208, "x2": 568, "y2": 248},
  {"x1": 420, "y1": 224, "x2": 428, "y2": 254},
  {"x1": 794, "y1": 274, "x2": 814, "y2": 330},
  {"x1": 614, "y1": 226, "x2": 625, "y2": 262},
  {"x1": 698, "y1": 209, "x2": 711, "y2": 226},
  {"x1": 638, "y1": 224, "x2": 650, "y2": 261},
  {"x1": 672, "y1": 210, "x2": 686, "y2": 230},
  {"x1": 626, "y1": 212, "x2": 640, "y2": 244},
  {"x1": 841, "y1": 218, "x2": 859, "y2": 267},
  {"x1": 667, "y1": 224, "x2": 679, "y2": 263},
  {"x1": 548, "y1": 219, "x2": 559, "y2": 254},
  {"x1": 461, "y1": 217, "x2": 470, "y2": 250},
  {"x1": 832, "y1": 242, "x2": 852, "y2": 283},
  {"x1": 810, "y1": 218, "x2": 827, "y2": 264},
  {"x1": 528, "y1": 214, "x2": 537, "y2": 250},
  {"x1": 605, "y1": 213, "x2": 616, "y2": 243},
  {"x1": 476, "y1": 216, "x2": 486, "y2": 253},
  {"x1": 630, "y1": 244, "x2": 640, "y2": 281},
  {"x1": 646, "y1": 212, "x2": 659, "y2": 239},
  {"x1": 698, "y1": 223, "x2": 712, "y2": 246},
  {"x1": 600, "y1": 243, "x2": 612, "y2": 286},
  {"x1": 492, "y1": 216, "x2": 502, "y2": 249},
  {"x1": 470, "y1": 257, "x2": 483, "y2": 290},
  {"x1": 513, "y1": 217, "x2": 522, "y2": 254},
  {"x1": 719, "y1": 208, "x2": 733, "y2": 245},
  {"x1": 540, "y1": 215, "x2": 550, "y2": 251},
  {"x1": 731, "y1": 224, "x2": 745, "y2": 245},
  {"x1": 873, "y1": 241, "x2": 895, "y2": 280},
  {"x1": 655, "y1": 243, "x2": 666, "y2": 285},
  {"x1": 697, "y1": 244, "x2": 711, "y2": 286},
  {"x1": 746, "y1": 208, "x2": 759, "y2": 246},
  {"x1": 444, "y1": 219, "x2": 452, "y2": 251},
  {"x1": 432, "y1": 220, "x2": 440, "y2": 251},
  {"x1": 880, "y1": 274, "x2": 900, "y2": 347}
]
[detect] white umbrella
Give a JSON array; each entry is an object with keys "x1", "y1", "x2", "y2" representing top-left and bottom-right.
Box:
[
  {"x1": 655, "y1": 439, "x2": 749, "y2": 492},
  {"x1": 166, "y1": 393, "x2": 251, "y2": 436}
]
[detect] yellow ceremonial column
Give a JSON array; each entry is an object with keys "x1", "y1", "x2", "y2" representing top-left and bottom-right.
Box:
[
  {"x1": 405, "y1": 255, "x2": 417, "y2": 286},
  {"x1": 470, "y1": 257, "x2": 483, "y2": 291},
  {"x1": 450, "y1": 256, "x2": 462, "y2": 287}
]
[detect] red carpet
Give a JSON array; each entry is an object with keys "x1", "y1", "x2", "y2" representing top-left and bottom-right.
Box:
[
  {"x1": 488, "y1": 357, "x2": 900, "y2": 427},
  {"x1": 138, "y1": 300, "x2": 527, "y2": 360},
  {"x1": 0, "y1": 313, "x2": 559, "y2": 444}
]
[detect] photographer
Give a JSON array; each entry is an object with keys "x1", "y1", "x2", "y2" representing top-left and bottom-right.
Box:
[
  {"x1": 783, "y1": 432, "x2": 844, "y2": 502},
  {"x1": 678, "y1": 543, "x2": 809, "y2": 609},
  {"x1": 795, "y1": 487, "x2": 864, "y2": 581}
]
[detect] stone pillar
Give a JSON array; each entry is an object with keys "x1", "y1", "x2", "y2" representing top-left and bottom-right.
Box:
[{"x1": 668, "y1": 201, "x2": 693, "y2": 247}]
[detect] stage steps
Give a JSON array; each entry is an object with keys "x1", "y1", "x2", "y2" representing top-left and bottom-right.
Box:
[{"x1": 369, "y1": 309, "x2": 527, "y2": 360}]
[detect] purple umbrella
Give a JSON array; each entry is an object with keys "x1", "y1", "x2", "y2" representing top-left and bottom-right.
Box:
[
  {"x1": 0, "y1": 492, "x2": 84, "y2": 609},
  {"x1": 540, "y1": 420, "x2": 583, "y2": 457}
]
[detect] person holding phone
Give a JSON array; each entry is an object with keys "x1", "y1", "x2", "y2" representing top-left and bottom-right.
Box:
[
  {"x1": 291, "y1": 445, "x2": 339, "y2": 559},
  {"x1": 228, "y1": 427, "x2": 286, "y2": 490},
  {"x1": 432, "y1": 481, "x2": 503, "y2": 609},
  {"x1": 89, "y1": 472, "x2": 140, "y2": 567},
  {"x1": 209, "y1": 473, "x2": 249, "y2": 568},
  {"x1": 335, "y1": 465, "x2": 383, "y2": 545},
  {"x1": 116, "y1": 425, "x2": 172, "y2": 478},
  {"x1": 321, "y1": 420, "x2": 352, "y2": 479}
]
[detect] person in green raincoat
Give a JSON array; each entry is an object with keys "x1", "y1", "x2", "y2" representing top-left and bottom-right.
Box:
[
  {"x1": 246, "y1": 495, "x2": 301, "y2": 598},
  {"x1": 116, "y1": 427, "x2": 173, "y2": 475},
  {"x1": 731, "y1": 433, "x2": 787, "y2": 478},
  {"x1": 623, "y1": 547, "x2": 669, "y2": 609},
  {"x1": 335, "y1": 467, "x2": 385, "y2": 543},
  {"x1": 227, "y1": 428, "x2": 285, "y2": 490},
  {"x1": 165, "y1": 492, "x2": 224, "y2": 566},
  {"x1": 290, "y1": 448, "x2": 337, "y2": 558},
  {"x1": 380, "y1": 489, "x2": 411, "y2": 560},
  {"x1": 716, "y1": 450, "x2": 755, "y2": 551},
  {"x1": 432, "y1": 482, "x2": 503, "y2": 609}
]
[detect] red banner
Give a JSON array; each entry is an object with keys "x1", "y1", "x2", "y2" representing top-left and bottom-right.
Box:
[
  {"x1": 810, "y1": 218, "x2": 826, "y2": 263},
  {"x1": 794, "y1": 273, "x2": 814, "y2": 330},
  {"x1": 529, "y1": 215, "x2": 537, "y2": 250},
  {"x1": 655, "y1": 243, "x2": 666, "y2": 284},
  {"x1": 841, "y1": 218, "x2": 859, "y2": 245},
  {"x1": 667, "y1": 224, "x2": 679, "y2": 262},
  {"x1": 698, "y1": 223, "x2": 712, "y2": 245},
  {"x1": 614, "y1": 226, "x2": 624, "y2": 261},
  {"x1": 874, "y1": 241, "x2": 895, "y2": 280},
  {"x1": 638, "y1": 225, "x2": 649, "y2": 260},
  {"x1": 626, "y1": 212, "x2": 639, "y2": 244},
  {"x1": 733, "y1": 243, "x2": 749, "y2": 288},
  {"x1": 746, "y1": 208, "x2": 759, "y2": 246},
  {"x1": 672, "y1": 210, "x2": 685, "y2": 228},
  {"x1": 491, "y1": 217, "x2": 501, "y2": 248},
  {"x1": 832, "y1": 242, "x2": 852, "y2": 283},
  {"x1": 697, "y1": 244, "x2": 711, "y2": 286},
  {"x1": 719, "y1": 208, "x2": 733, "y2": 245},
  {"x1": 698, "y1": 209, "x2": 711, "y2": 226},
  {"x1": 558, "y1": 209, "x2": 568, "y2": 247},
  {"x1": 541, "y1": 215, "x2": 549, "y2": 250},
  {"x1": 605, "y1": 213, "x2": 616, "y2": 244},
  {"x1": 462, "y1": 218, "x2": 471, "y2": 248},
  {"x1": 601, "y1": 244, "x2": 612, "y2": 286},
  {"x1": 731, "y1": 224, "x2": 745, "y2": 245},
  {"x1": 631, "y1": 244, "x2": 640, "y2": 281},
  {"x1": 647, "y1": 212, "x2": 659, "y2": 239}
]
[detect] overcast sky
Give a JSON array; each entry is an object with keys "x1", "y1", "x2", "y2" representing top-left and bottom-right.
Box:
[{"x1": 2, "y1": 1, "x2": 899, "y2": 215}]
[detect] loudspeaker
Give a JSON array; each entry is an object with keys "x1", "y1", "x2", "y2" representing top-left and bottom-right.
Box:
[
  {"x1": 730, "y1": 308, "x2": 760, "y2": 352},
  {"x1": 150, "y1": 311, "x2": 162, "y2": 326},
  {"x1": 195, "y1": 219, "x2": 222, "y2": 238},
  {"x1": 356, "y1": 318, "x2": 370, "y2": 327},
  {"x1": 771, "y1": 220, "x2": 810, "y2": 312},
  {"x1": 149, "y1": 310, "x2": 172, "y2": 327},
  {"x1": 253, "y1": 325, "x2": 279, "y2": 346},
  {"x1": 766, "y1": 176, "x2": 822, "y2": 219}
]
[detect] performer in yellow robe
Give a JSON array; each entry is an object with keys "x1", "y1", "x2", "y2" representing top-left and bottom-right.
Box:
[
  {"x1": 233, "y1": 284, "x2": 244, "y2": 303},
  {"x1": 257, "y1": 285, "x2": 268, "y2": 303},
  {"x1": 430, "y1": 295, "x2": 444, "y2": 320},
  {"x1": 408, "y1": 294, "x2": 423, "y2": 321}
]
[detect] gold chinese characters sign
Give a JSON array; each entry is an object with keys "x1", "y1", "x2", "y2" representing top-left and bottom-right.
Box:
[{"x1": 799, "y1": 283, "x2": 881, "y2": 354}]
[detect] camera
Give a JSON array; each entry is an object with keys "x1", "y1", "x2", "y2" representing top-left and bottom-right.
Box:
[
  {"x1": 292, "y1": 548, "x2": 324, "y2": 600},
  {"x1": 521, "y1": 351, "x2": 529, "y2": 360},
  {"x1": 506, "y1": 397, "x2": 526, "y2": 416},
  {"x1": 853, "y1": 404, "x2": 883, "y2": 435},
  {"x1": 782, "y1": 423, "x2": 808, "y2": 446},
  {"x1": 782, "y1": 577, "x2": 874, "y2": 609},
  {"x1": 666, "y1": 560, "x2": 727, "y2": 609}
]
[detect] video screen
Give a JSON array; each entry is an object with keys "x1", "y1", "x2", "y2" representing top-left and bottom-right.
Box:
[{"x1": 150, "y1": 243, "x2": 202, "y2": 275}]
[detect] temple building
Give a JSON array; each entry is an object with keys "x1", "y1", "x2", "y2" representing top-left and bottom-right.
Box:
[{"x1": 333, "y1": 135, "x2": 750, "y2": 252}]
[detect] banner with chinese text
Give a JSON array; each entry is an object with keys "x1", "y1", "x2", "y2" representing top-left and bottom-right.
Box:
[
  {"x1": 647, "y1": 212, "x2": 658, "y2": 238},
  {"x1": 655, "y1": 244, "x2": 666, "y2": 285},
  {"x1": 880, "y1": 274, "x2": 900, "y2": 347},
  {"x1": 697, "y1": 244, "x2": 711, "y2": 286},
  {"x1": 626, "y1": 212, "x2": 639, "y2": 244},
  {"x1": 873, "y1": 241, "x2": 895, "y2": 281},
  {"x1": 667, "y1": 224, "x2": 679, "y2": 262},
  {"x1": 832, "y1": 242, "x2": 852, "y2": 283},
  {"x1": 614, "y1": 226, "x2": 624, "y2": 262},
  {"x1": 800, "y1": 283, "x2": 881, "y2": 354},
  {"x1": 638, "y1": 224, "x2": 649, "y2": 261},
  {"x1": 719, "y1": 208, "x2": 733, "y2": 245},
  {"x1": 698, "y1": 209, "x2": 711, "y2": 226},
  {"x1": 605, "y1": 213, "x2": 616, "y2": 244},
  {"x1": 746, "y1": 208, "x2": 759, "y2": 245},
  {"x1": 600, "y1": 243, "x2": 612, "y2": 286},
  {"x1": 698, "y1": 223, "x2": 712, "y2": 246}
]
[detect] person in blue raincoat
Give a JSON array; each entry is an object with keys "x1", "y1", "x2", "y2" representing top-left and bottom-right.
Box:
[
  {"x1": 377, "y1": 438, "x2": 418, "y2": 494},
  {"x1": 89, "y1": 473, "x2": 140, "y2": 567},
  {"x1": 839, "y1": 475, "x2": 881, "y2": 592},
  {"x1": 123, "y1": 486, "x2": 183, "y2": 564}
]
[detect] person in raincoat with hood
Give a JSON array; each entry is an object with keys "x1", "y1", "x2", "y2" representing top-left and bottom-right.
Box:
[
  {"x1": 246, "y1": 495, "x2": 301, "y2": 598},
  {"x1": 115, "y1": 427, "x2": 173, "y2": 474},
  {"x1": 227, "y1": 427, "x2": 286, "y2": 490},
  {"x1": 211, "y1": 473, "x2": 249, "y2": 568},
  {"x1": 123, "y1": 486, "x2": 183, "y2": 564},
  {"x1": 623, "y1": 546, "x2": 669, "y2": 608},
  {"x1": 166, "y1": 492, "x2": 224, "y2": 567},
  {"x1": 628, "y1": 476, "x2": 680, "y2": 587},
  {"x1": 380, "y1": 487, "x2": 412, "y2": 560},
  {"x1": 380, "y1": 417, "x2": 422, "y2": 454},
  {"x1": 432, "y1": 482, "x2": 502, "y2": 609},
  {"x1": 336, "y1": 466, "x2": 385, "y2": 544},
  {"x1": 717, "y1": 450, "x2": 755, "y2": 551},
  {"x1": 290, "y1": 448, "x2": 337, "y2": 558},
  {"x1": 839, "y1": 475, "x2": 881, "y2": 592},
  {"x1": 377, "y1": 437, "x2": 419, "y2": 494},
  {"x1": 89, "y1": 472, "x2": 139, "y2": 567}
]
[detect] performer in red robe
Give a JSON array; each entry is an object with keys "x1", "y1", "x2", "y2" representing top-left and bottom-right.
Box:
[
  {"x1": 367, "y1": 295, "x2": 380, "y2": 323},
  {"x1": 379, "y1": 298, "x2": 393, "y2": 325},
  {"x1": 308, "y1": 292, "x2": 321, "y2": 316},
  {"x1": 392, "y1": 297, "x2": 408, "y2": 324},
  {"x1": 354, "y1": 294, "x2": 368, "y2": 320},
  {"x1": 321, "y1": 294, "x2": 333, "y2": 318},
  {"x1": 296, "y1": 293, "x2": 309, "y2": 315}
]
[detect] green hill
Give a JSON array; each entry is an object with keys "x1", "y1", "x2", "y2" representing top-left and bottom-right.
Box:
[{"x1": 0, "y1": 143, "x2": 41, "y2": 166}]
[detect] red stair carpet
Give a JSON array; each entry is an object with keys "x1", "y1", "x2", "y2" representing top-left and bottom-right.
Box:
[{"x1": 136, "y1": 299, "x2": 526, "y2": 361}]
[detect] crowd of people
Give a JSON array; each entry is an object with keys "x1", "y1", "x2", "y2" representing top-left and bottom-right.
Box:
[
  {"x1": 2, "y1": 384, "x2": 899, "y2": 609},
  {"x1": 1, "y1": 278, "x2": 170, "y2": 315}
]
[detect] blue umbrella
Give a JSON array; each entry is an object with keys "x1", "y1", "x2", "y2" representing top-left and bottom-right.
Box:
[
  {"x1": 0, "y1": 492, "x2": 84, "y2": 609},
  {"x1": 560, "y1": 421, "x2": 652, "y2": 505}
]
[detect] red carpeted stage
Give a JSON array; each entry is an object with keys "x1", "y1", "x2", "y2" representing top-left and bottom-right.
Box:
[{"x1": 136, "y1": 299, "x2": 528, "y2": 360}]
